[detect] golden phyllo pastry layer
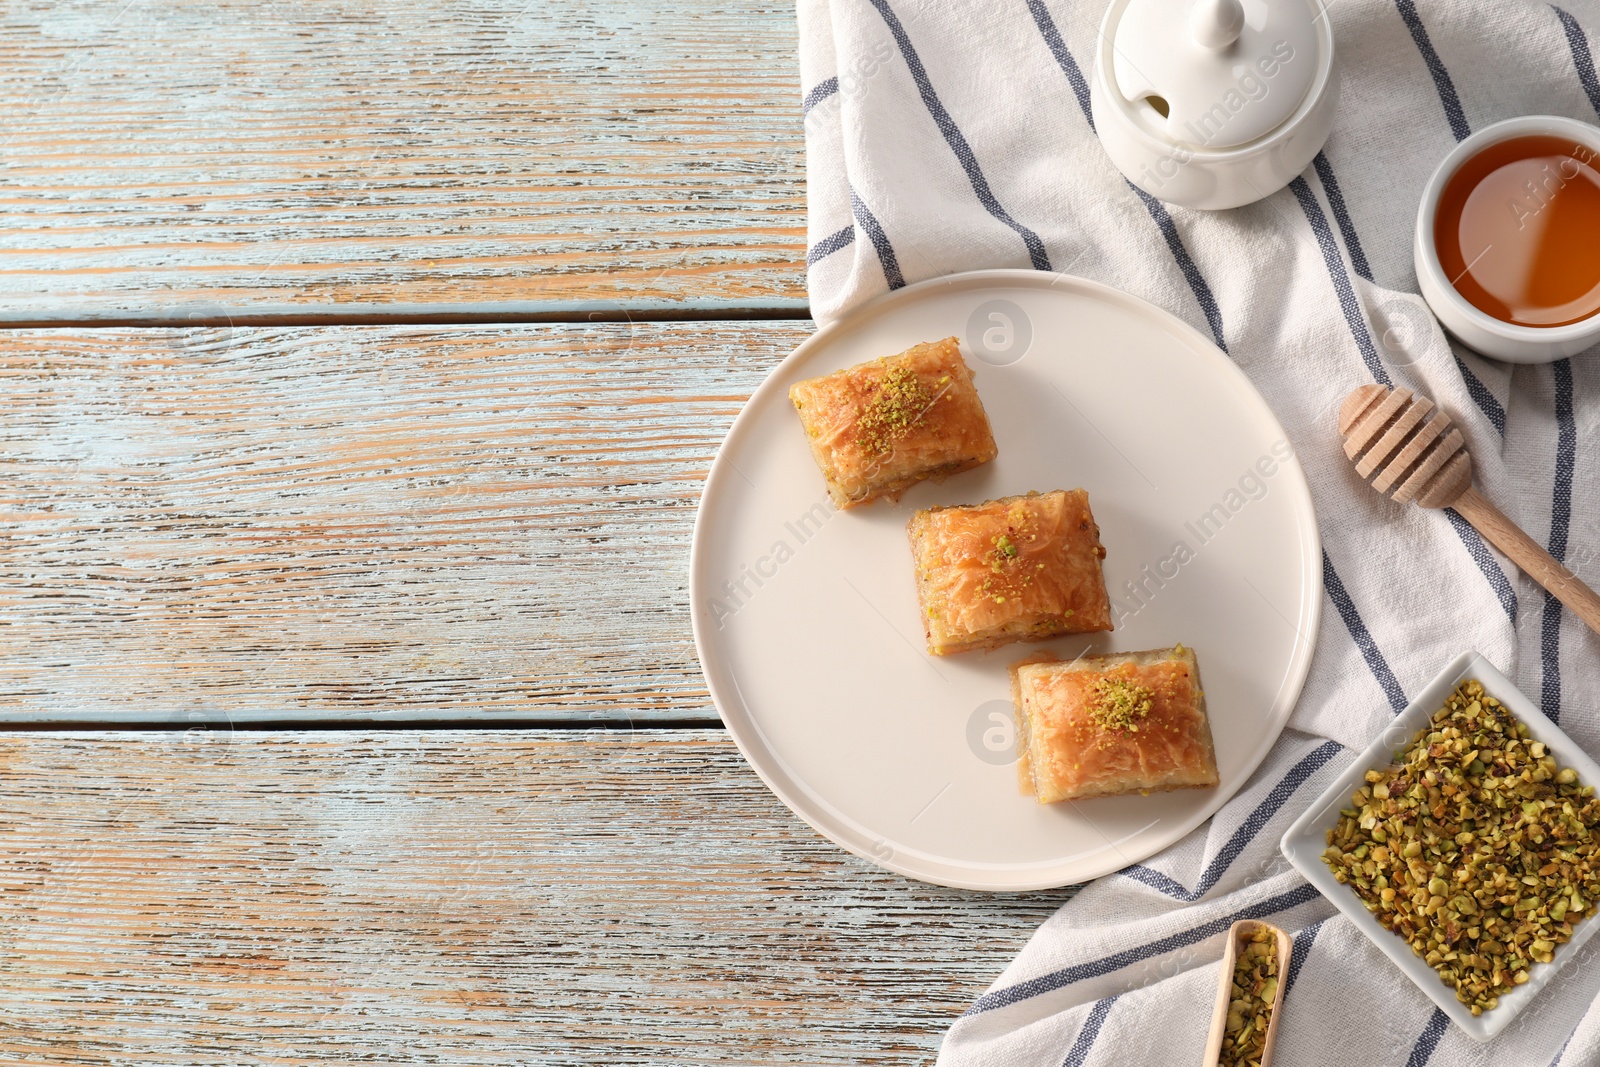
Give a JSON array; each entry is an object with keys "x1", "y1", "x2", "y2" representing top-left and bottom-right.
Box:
[
  {"x1": 1010, "y1": 646, "x2": 1219, "y2": 804},
  {"x1": 907, "y1": 489, "x2": 1112, "y2": 655},
  {"x1": 788, "y1": 337, "x2": 997, "y2": 510}
]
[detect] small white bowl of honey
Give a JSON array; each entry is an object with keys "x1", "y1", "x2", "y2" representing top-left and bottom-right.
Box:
[{"x1": 1415, "y1": 115, "x2": 1600, "y2": 363}]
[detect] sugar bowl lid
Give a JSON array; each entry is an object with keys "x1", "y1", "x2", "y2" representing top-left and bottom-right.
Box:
[{"x1": 1110, "y1": 0, "x2": 1321, "y2": 149}]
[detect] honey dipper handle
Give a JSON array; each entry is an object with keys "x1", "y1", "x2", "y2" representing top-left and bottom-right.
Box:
[{"x1": 1453, "y1": 486, "x2": 1600, "y2": 636}]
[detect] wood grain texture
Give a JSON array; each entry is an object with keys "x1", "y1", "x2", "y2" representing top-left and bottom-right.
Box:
[
  {"x1": 0, "y1": 320, "x2": 810, "y2": 722},
  {"x1": 0, "y1": 0, "x2": 807, "y2": 321},
  {"x1": 0, "y1": 730, "x2": 1070, "y2": 1064},
  {"x1": 1453, "y1": 485, "x2": 1600, "y2": 637}
]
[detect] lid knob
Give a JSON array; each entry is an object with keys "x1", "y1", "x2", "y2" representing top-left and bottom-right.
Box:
[
  {"x1": 1108, "y1": 0, "x2": 1328, "y2": 153},
  {"x1": 1189, "y1": 0, "x2": 1244, "y2": 51}
]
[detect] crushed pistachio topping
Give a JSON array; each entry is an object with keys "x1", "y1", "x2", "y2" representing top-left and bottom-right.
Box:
[
  {"x1": 1321, "y1": 679, "x2": 1600, "y2": 1015},
  {"x1": 855, "y1": 366, "x2": 935, "y2": 455},
  {"x1": 981, "y1": 516, "x2": 1041, "y2": 604},
  {"x1": 1220, "y1": 929, "x2": 1278, "y2": 1067},
  {"x1": 1087, "y1": 675, "x2": 1154, "y2": 740}
]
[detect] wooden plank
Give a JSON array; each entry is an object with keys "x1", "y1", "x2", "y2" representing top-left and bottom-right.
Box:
[
  {"x1": 0, "y1": 730, "x2": 1069, "y2": 1064},
  {"x1": 0, "y1": 0, "x2": 807, "y2": 322},
  {"x1": 0, "y1": 320, "x2": 811, "y2": 722}
]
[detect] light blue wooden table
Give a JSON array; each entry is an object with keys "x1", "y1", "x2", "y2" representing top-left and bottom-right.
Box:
[{"x1": 0, "y1": 1, "x2": 1071, "y2": 1060}]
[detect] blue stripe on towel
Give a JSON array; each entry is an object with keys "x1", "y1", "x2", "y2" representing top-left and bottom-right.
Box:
[
  {"x1": 1305, "y1": 169, "x2": 1517, "y2": 610},
  {"x1": 964, "y1": 884, "x2": 1321, "y2": 1016},
  {"x1": 1323, "y1": 550, "x2": 1409, "y2": 713},
  {"x1": 806, "y1": 225, "x2": 857, "y2": 267},
  {"x1": 867, "y1": 0, "x2": 1052, "y2": 271},
  {"x1": 1287, "y1": 176, "x2": 1390, "y2": 386},
  {"x1": 1454, "y1": 354, "x2": 1508, "y2": 435},
  {"x1": 1542, "y1": 359, "x2": 1577, "y2": 724},
  {"x1": 1023, "y1": 3, "x2": 1228, "y2": 351},
  {"x1": 1312, "y1": 160, "x2": 1517, "y2": 614},
  {"x1": 1405, "y1": 1008, "x2": 1451, "y2": 1066},
  {"x1": 1554, "y1": 6, "x2": 1600, "y2": 116},
  {"x1": 1549, "y1": 12, "x2": 1596, "y2": 733},
  {"x1": 1309, "y1": 152, "x2": 1510, "y2": 437},
  {"x1": 1444, "y1": 508, "x2": 1520, "y2": 621},
  {"x1": 1060, "y1": 997, "x2": 1117, "y2": 1067},
  {"x1": 1283, "y1": 918, "x2": 1325, "y2": 997},
  {"x1": 849, "y1": 185, "x2": 905, "y2": 289},
  {"x1": 1130, "y1": 187, "x2": 1229, "y2": 352},
  {"x1": 1311, "y1": 153, "x2": 1373, "y2": 282},
  {"x1": 1311, "y1": 151, "x2": 1512, "y2": 442},
  {"x1": 802, "y1": 77, "x2": 839, "y2": 114},
  {"x1": 1025, "y1": 0, "x2": 1093, "y2": 120},
  {"x1": 1395, "y1": 1, "x2": 1471, "y2": 141},
  {"x1": 1305, "y1": 158, "x2": 1517, "y2": 610},
  {"x1": 1116, "y1": 864, "x2": 1192, "y2": 900},
  {"x1": 1123, "y1": 740, "x2": 1344, "y2": 900}
]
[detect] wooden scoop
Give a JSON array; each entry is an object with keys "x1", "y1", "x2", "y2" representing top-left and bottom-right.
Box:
[
  {"x1": 1339, "y1": 384, "x2": 1600, "y2": 636},
  {"x1": 1202, "y1": 920, "x2": 1292, "y2": 1067}
]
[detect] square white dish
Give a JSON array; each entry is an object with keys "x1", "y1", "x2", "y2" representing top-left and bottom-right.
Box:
[{"x1": 1280, "y1": 650, "x2": 1600, "y2": 1041}]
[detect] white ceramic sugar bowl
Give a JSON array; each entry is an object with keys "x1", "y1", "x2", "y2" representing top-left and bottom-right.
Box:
[{"x1": 1090, "y1": 0, "x2": 1340, "y2": 210}]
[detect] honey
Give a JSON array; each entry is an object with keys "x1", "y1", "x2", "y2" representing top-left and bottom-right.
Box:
[{"x1": 1434, "y1": 134, "x2": 1600, "y2": 327}]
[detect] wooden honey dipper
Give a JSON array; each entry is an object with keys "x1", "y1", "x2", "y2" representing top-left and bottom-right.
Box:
[{"x1": 1339, "y1": 384, "x2": 1600, "y2": 636}]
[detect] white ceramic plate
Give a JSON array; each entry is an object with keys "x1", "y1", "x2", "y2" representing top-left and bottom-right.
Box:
[
  {"x1": 691, "y1": 270, "x2": 1321, "y2": 890},
  {"x1": 1281, "y1": 651, "x2": 1600, "y2": 1041}
]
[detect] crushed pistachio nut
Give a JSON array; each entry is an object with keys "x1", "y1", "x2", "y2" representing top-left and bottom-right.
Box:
[
  {"x1": 855, "y1": 366, "x2": 935, "y2": 455},
  {"x1": 982, "y1": 521, "x2": 1039, "y2": 604},
  {"x1": 1087, "y1": 675, "x2": 1154, "y2": 741},
  {"x1": 1321, "y1": 679, "x2": 1600, "y2": 1015},
  {"x1": 1220, "y1": 929, "x2": 1278, "y2": 1067}
]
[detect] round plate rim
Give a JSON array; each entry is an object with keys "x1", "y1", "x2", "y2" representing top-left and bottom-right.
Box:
[{"x1": 690, "y1": 268, "x2": 1323, "y2": 891}]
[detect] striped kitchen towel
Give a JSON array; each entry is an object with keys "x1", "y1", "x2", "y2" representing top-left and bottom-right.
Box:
[{"x1": 798, "y1": 1, "x2": 1600, "y2": 1064}]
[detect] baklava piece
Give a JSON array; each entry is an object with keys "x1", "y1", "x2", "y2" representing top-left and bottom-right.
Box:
[
  {"x1": 907, "y1": 489, "x2": 1112, "y2": 656},
  {"x1": 788, "y1": 337, "x2": 997, "y2": 510},
  {"x1": 1010, "y1": 646, "x2": 1219, "y2": 804}
]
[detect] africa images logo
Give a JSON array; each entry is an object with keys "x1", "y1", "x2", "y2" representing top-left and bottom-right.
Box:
[
  {"x1": 706, "y1": 499, "x2": 834, "y2": 629},
  {"x1": 1138, "y1": 38, "x2": 1297, "y2": 193},
  {"x1": 1110, "y1": 439, "x2": 1296, "y2": 624}
]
